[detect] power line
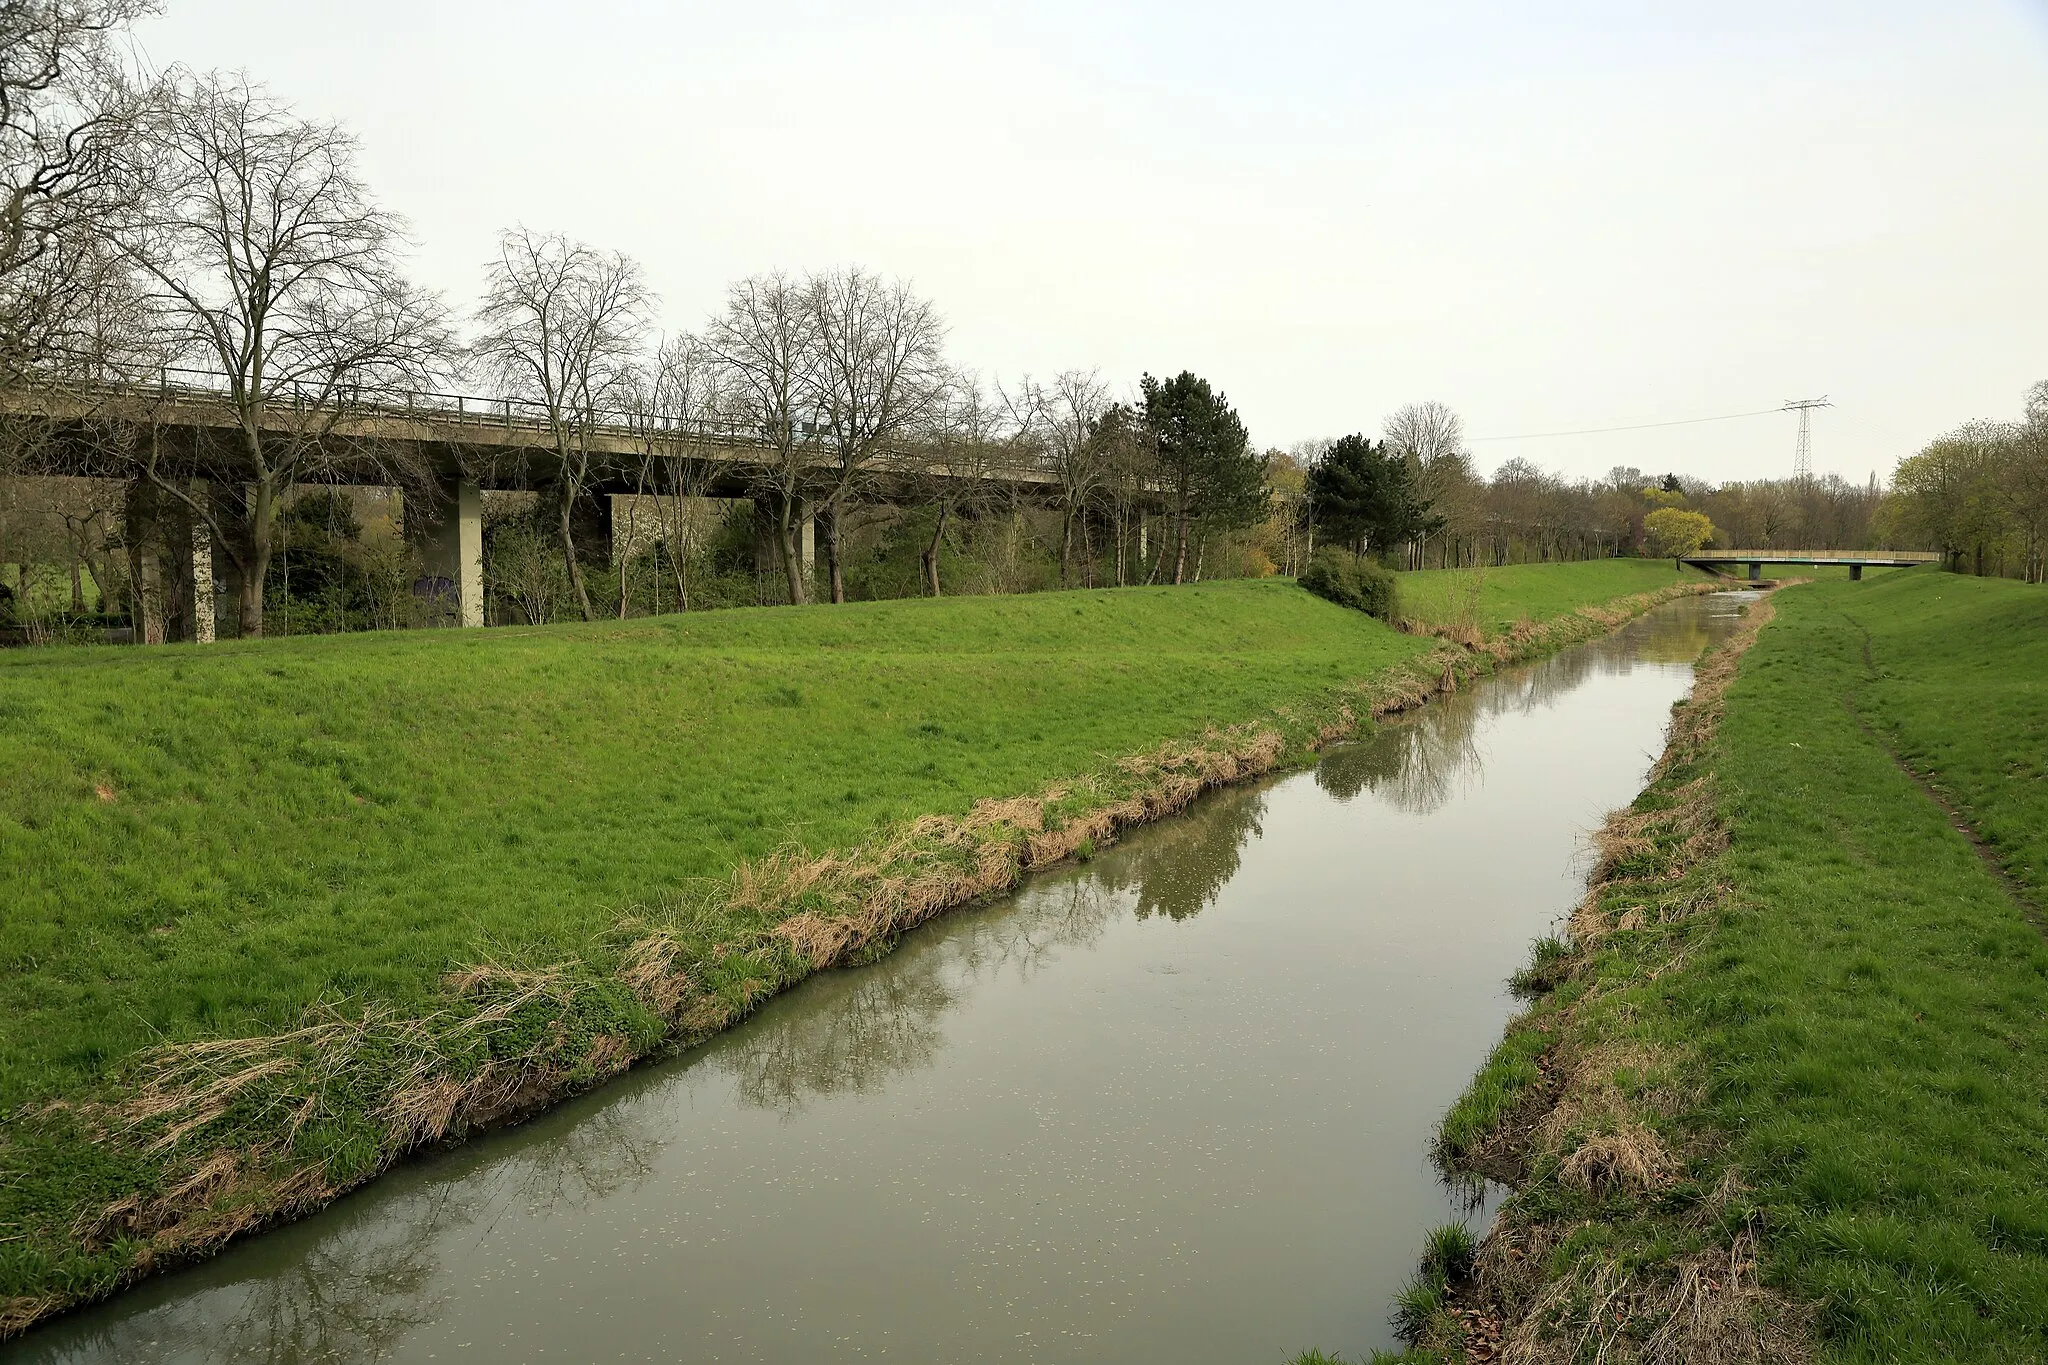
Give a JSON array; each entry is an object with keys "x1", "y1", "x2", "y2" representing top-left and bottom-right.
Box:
[{"x1": 1470, "y1": 407, "x2": 1789, "y2": 442}]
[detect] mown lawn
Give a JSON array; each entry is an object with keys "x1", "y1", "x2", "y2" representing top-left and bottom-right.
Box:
[
  {"x1": 1555, "y1": 568, "x2": 2048, "y2": 1361},
  {"x1": 1701, "y1": 570, "x2": 2048, "y2": 1360}
]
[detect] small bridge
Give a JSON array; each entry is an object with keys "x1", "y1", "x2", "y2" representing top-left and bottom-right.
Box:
[{"x1": 1682, "y1": 549, "x2": 1942, "y2": 581}]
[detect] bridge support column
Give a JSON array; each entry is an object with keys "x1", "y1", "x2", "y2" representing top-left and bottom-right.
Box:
[
  {"x1": 411, "y1": 475, "x2": 483, "y2": 627},
  {"x1": 1849, "y1": 563, "x2": 1863, "y2": 581},
  {"x1": 1748, "y1": 561, "x2": 1762, "y2": 582},
  {"x1": 189, "y1": 481, "x2": 215, "y2": 644}
]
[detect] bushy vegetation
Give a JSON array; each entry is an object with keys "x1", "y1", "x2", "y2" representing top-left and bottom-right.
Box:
[{"x1": 1298, "y1": 548, "x2": 1401, "y2": 622}]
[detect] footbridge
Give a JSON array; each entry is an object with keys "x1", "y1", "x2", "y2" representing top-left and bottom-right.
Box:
[{"x1": 1682, "y1": 549, "x2": 1942, "y2": 581}]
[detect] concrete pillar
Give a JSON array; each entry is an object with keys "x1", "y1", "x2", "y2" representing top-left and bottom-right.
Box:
[
  {"x1": 1748, "y1": 561, "x2": 1762, "y2": 582},
  {"x1": 1849, "y1": 563, "x2": 1863, "y2": 582},
  {"x1": 414, "y1": 476, "x2": 484, "y2": 627},
  {"x1": 190, "y1": 482, "x2": 215, "y2": 644}
]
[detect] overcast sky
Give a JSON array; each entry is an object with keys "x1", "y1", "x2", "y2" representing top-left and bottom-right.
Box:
[{"x1": 133, "y1": 1, "x2": 2048, "y2": 484}]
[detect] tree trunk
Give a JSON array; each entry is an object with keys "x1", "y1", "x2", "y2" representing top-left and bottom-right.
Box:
[
  {"x1": 774, "y1": 492, "x2": 807, "y2": 605},
  {"x1": 556, "y1": 484, "x2": 594, "y2": 621},
  {"x1": 69, "y1": 558, "x2": 83, "y2": 613},
  {"x1": 1080, "y1": 512, "x2": 1095, "y2": 588},
  {"x1": 237, "y1": 476, "x2": 279, "y2": 638},
  {"x1": 1058, "y1": 505, "x2": 1074, "y2": 587},
  {"x1": 1172, "y1": 511, "x2": 1189, "y2": 585},
  {"x1": 826, "y1": 505, "x2": 846, "y2": 604},
  {"x1": 923, "y1": 503, "x2": 951, "y2": 597}
]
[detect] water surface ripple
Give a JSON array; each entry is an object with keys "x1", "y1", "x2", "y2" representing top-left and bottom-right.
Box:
[{"x1": 17, "y1": 592, "x2": 1754, "y2": 1364}]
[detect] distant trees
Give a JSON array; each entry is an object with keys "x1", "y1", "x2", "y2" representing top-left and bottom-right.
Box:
[
  {"x1": 1887, "y1": 389, "x2": 2048, "y2": 582},
  {"x1": 1140, "y1": 370, "x2": 1265, "y2": 584}
]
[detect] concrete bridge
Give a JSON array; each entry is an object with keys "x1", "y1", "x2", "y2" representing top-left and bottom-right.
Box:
[
  {"x1": 1682, "y1": 549, "x2": 1942, "y2": 582},
  {"x1": 2, "y1": 367, "x2": 1073, "y2": 627}
]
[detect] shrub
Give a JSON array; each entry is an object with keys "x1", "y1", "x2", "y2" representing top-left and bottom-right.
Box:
[{"x1": 1299, "y1": 548, "x2": 1401, "y2": 623}]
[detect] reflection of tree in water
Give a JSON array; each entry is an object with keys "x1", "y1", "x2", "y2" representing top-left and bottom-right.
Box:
[
  {"x1": 39, "y1": 1186, "x2": 465, "y2": 1365},
  {"x1": 1318, "y1": 688, "x2": 1485, "y2": 814},
  {"x1": 37, "y1": 1099, "x2": 669, "y2": 1364},
  {"x1": 1317, "y1": 599, "x2": 1726, "y2": 815},
  {"x1": 1094, "y1": 787, "x2": 1268, "y2": 921},
  {"x1": 716, "y1": 949, "x2": 957, "y2": 1118}
]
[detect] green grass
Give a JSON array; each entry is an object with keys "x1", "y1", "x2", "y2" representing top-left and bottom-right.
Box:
[
  {"x1": 1430, "y1": 568, "x2": 2048, "y2": 1361},
  {"x1": 1701, "y1": 570, "x2": 2048, "y2": 1360},
  {"x1": 0, "y1": 562, "x2": 1720, "y2": 1328},
  {"x1": 0, "y1": 580, "x2": 1444, "y2": 1116},
  {"x1": 1398, "y1": 559, "x2": 1701, "y2": 634}
]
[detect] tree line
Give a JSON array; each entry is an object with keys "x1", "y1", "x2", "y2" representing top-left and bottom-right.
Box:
[{"x1": 1884, "y1": 383, "x2": 2048, "y2": 583}]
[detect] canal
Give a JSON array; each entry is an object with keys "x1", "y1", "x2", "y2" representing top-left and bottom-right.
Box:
[{"x1": 16, "y1": 592, "x2": 1754, "y2": 1364}]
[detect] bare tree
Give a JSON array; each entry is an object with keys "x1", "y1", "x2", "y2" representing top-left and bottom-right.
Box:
[
  {"x1": 630, "y1": 331, "x2": 722, "y2": 612},
  {"x1": 472, "y1": 227, "x2": 652, "y2": 622},
  {"x1": 916, "y1": 370, "x2": 1006, "y2": 596},
  {"x1": 1091, "y1": 400, "x2": 1154, "y2": 585},
  {"x1": 114, "y1": 73, "x2": 448, "y2": 637},
  {"x1": 1013, "y1": 368, "x2": 1109, "y2": 585},
  {"x1": 808, "y1": 266, "x2": 945, "y2": 603},
  {"x1": 0, "y1": 0, "x2": 154, "y2": 382},
  {"x1": 1385, "y1": 401, "x2": 1472, "y2": 568},
  {"x1": 702, "y1": 272, "x2": 818, "y2": 606}
]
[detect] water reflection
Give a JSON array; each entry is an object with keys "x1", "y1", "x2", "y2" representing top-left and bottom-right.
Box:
[
  {"x1": 1098, "y1": 789, "x2": 1269, "y2": 921},
  {"x1": 1319, "y1": 597, "x2": 1737, "y2": 814}
]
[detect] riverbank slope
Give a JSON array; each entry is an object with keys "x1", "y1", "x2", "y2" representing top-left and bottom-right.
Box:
[
  {"x1": 1410, "y1": 569, "x2": 2048, "y2": 1363},
  {"x1": 1, "y1": 559, "x2": 1711, "y2": 1335}
]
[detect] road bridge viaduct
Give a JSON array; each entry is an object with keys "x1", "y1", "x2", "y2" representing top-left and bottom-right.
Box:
[{"x1": 2, "y1": 370, "x2": 1072, "y2": 629}]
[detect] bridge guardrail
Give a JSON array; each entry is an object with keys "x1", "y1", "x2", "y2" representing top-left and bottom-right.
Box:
[{"x1": 3, "y1": 365, "x2": 1066, "y2": 481}]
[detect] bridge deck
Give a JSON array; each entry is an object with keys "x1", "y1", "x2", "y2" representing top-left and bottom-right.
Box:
[{"x1": 1684, "y1": 550, "x2": 1940, "y2": 567}]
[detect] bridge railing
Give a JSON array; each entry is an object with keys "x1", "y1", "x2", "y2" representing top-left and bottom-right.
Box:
[{"x1": 7, "y1": 364, "x2": 1065, "y2": 481}]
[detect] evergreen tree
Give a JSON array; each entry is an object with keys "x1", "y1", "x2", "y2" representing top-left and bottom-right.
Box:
[
  {"x1": 1307, "y1": 433, "x2": 1440, "y2": 557},
  {"x1": 1140, "y1": 371, "x2": 1268, "y2": 583}
]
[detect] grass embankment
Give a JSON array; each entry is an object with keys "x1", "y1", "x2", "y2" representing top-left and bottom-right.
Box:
[
  {"x1": 0, "y1": 561, "x2": 1713, "y2": 1335},
  {"x1": 1396, "y1": 569, "x2": 2048, "y2": 1363}
]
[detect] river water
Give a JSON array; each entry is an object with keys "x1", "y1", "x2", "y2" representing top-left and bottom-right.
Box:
[{"x1": 14, "y1": 592, "x2": 1752, "y2": 1365}]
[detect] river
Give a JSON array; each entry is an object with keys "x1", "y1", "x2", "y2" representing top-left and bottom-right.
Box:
[{"x1": 14, "y1": 591, "x2": 1753, "y2": 1364}]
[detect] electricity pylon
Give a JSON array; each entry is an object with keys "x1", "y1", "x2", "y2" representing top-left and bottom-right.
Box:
[{"x1": 1783, "y1": 397, "x2": 1831, "y2": 481}]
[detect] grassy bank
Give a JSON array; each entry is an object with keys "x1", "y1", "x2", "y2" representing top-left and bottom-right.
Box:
[
  {"x1": 0, "y1": 562, "x2": 1714, "y2": 1335},
  {"x1": 1400, "y1": 569, "x2": 2048, "y2": 1363}
]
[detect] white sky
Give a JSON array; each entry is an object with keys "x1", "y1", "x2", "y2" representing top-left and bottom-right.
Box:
[{"x1": 133, "y1": 0, "x2": 2048, "y2": 484}]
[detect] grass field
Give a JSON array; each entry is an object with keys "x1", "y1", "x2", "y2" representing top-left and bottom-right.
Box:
[
  {"x1": 1399, "y1": 559, "x2": 1705, "y2": 635},
  {"x1": 0, "y1": 561, "x2": 1716, "y2": 1329},
  {"x1": 1414, "y1": 568, "x2": 2048, "y2": 1362}
]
